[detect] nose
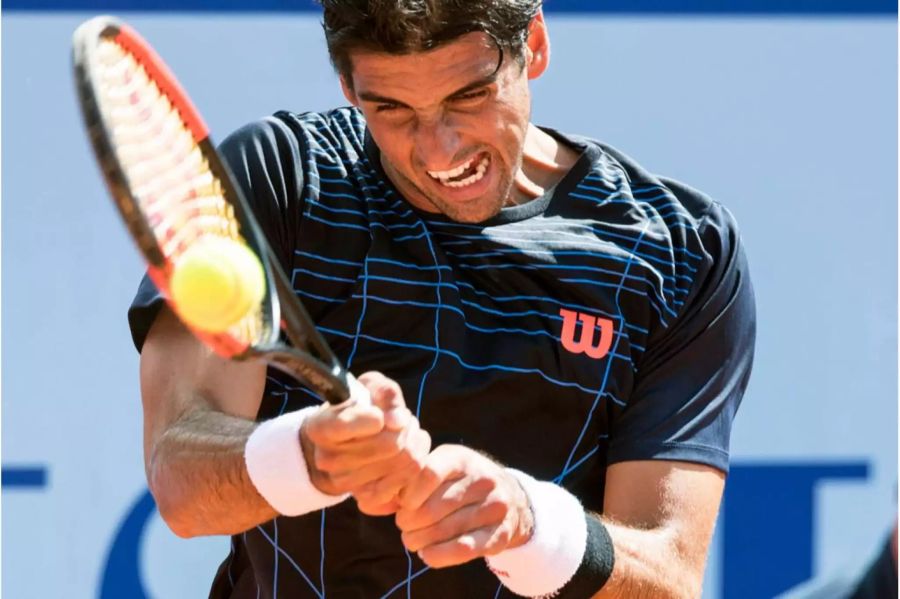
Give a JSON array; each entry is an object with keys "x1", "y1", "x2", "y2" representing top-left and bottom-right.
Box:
[{"x1": 413, "y1": 116, "x2": 463, "y2": 171}]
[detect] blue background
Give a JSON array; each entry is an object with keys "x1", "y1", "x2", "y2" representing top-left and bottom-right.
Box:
[{"x1": 2, "y1": 3, "x2": 897, "y2": 597}]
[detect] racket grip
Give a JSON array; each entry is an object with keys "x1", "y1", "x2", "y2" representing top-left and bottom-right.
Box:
[{"x1": 346, "y1": 374, "x2": 372, "y2": 407}]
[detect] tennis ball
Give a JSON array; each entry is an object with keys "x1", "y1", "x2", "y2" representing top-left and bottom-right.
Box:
[{"x1": 170, "y1": 237, "x2": 265, "y2": 333}]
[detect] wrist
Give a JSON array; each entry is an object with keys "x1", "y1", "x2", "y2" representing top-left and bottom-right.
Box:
[
  {"x1": 507, "y1": 472, "x2": 536, "y2": 550},
  {"x1": 486, "y1": 469, "x2": 613, "y2": 598},
  {"x1": 486, "y1": 469, "x2": 587, "y2": 597},
  {"x1": 244, "y1": 407, "x2": 349, "y2": 517}
]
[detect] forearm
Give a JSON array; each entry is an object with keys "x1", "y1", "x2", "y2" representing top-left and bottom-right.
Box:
[
  {"x1": 592, "y1": 517, "x2": 703, "y2": 599},
  {"x1": 148, "y1": 406, "x2": 277, "y2": 538}
]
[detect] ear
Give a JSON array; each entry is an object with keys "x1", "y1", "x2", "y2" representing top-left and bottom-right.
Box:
[
  {"x1": 525, "y1": 11, "x2": 550, "y2": 80},
  {"x1": 340, "y1": 74, "x2": 358, "y2": 106}
]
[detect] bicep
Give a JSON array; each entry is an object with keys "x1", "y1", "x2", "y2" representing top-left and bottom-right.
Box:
[
  {"x1": 603, "y1": 460, "x2": 725, "y2": 564},
  {"x1": 139, "y1": 306, "x2": 267, "y2": 467}
]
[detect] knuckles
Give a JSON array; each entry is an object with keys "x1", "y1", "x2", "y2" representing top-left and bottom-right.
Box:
[
  {"x1": 312, "y1": 448, "x2": 337, "y2": 473},
  {"x1": 378, "y1": 419, "x2": 428, "y2": 464},
  {"x1": 418, "y1": 541, "x2": 475, "y2": 569},
  {"x1": 355, "y1": 496, "x2": 399, "y2": 516},
  {"x1": 334, "y1": 406, "x2": 383, "y2": 430},
  {"x1": 394, "y1": 507, "x2": 420, "y2": 532},
  {"x1": 305, "y1": 406, "x2": 382, "y2": 445},
  {"x1": 480, "y1": 494, "x2": 511, "y2": 522},
  {"x1": 416, "y1": 464, "x2": 443, "y2": 489},
  {"x1": 358, "y1": 371, "x2": 402, "y2": 404}
]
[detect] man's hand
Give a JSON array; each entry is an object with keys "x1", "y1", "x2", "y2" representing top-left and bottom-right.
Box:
[
  {"x1": 301, "y1": 372, "x2": 431, "y2": 516},
  {"x1": 395, "y1": 444, "x2": 534, "y2": 568}
]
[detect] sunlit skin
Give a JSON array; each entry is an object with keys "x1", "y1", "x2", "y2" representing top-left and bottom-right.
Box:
[{"x1": 340, "y1": 14, "x2": 579, "y2": 224}]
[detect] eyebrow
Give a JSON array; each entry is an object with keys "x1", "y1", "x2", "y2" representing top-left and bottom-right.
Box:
[{"x1": 356, "y1": 71, "x2": 499, "y2": 108}]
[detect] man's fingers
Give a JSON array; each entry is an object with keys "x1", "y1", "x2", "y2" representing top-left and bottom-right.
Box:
[
  {"x1": 327, "y1": 426, "x2": 427, "y2": 491},
  {"x1": 328, "y1": 452, "x2": 407, "y2": 491},
  {"x1": 313, "y1": 418, "x2": 422, "y2": 473},
  {"x1": 357, "y1": 371, "x2": 410, "y2": 431},
  {"x1": 363, "y1": 439, "x2": 430, "y2": 504},
  {"x1": 355, "y1": 497, "x2": 400, "y2": 517},
  {"x1": 416, "y1": 526, "x2": 500, "y2": 569},
  {"x1": 351, "y1": 425, "x2": 432, "y2": 514},
  {"x1": 313, "y1": 434, "x2": 398, "y2": 472},
  {"x1": 396, "y1": 471, "x2": 495, "y2": 532},
  {"x1": 397, "y1": 446, "x2": 470, "y2": 512},
  {"x1": 400, "y1": 500, "x2": 508, "y2": 553},
  {"x1": 304, "y1": 402, "x2": 384, "y2": 445}
]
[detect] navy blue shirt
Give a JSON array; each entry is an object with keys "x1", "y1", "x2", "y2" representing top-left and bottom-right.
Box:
[{"x1": 129, "y1": 107, "x2": 755, "y2": 598}]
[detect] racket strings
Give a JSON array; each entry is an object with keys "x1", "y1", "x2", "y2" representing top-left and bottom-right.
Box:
[{"x1": 94, "y1": 37, "x2": 265, "y2": 347}]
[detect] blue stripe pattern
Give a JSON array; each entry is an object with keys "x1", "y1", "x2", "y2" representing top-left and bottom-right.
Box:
[{"x1": 235, "y1": 106, "x2": 713, "y2": 597}]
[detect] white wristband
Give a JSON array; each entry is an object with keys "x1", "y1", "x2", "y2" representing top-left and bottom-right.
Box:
[
  {"x1": 244, "y1": 406, "x2": 349, "y2": 516},
  {"x1": 486, "y1": 469, "x2": 588, "y2": 598}
]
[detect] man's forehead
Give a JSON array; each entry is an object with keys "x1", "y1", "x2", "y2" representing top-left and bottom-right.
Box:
[{"x1": 347, "y1": 32, "x2": 501, "y2": 88}]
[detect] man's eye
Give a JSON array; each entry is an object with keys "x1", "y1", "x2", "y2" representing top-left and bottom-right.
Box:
[
  {"x1": 454, "y1": 90, "x2": 489, "y2": 103},
  {"x1": 376, "y1": 103, "x2": 405, "y2": 113}
]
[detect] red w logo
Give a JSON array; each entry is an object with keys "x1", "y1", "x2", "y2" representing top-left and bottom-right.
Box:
[{"x1": 559, "y1": 309, "x2": 614, "y2": 359}]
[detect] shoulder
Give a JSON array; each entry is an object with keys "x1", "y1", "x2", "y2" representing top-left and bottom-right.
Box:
[
  {"x1": 270, "y1": 107, "x2": 368, "y2": 160},
  {"x1": 555, "y1": 132, "x2": 750, "y2": 336},
  {"x1": 580, "y1": 138, "x2": 743, "y2": 268},
  {"x1": 590, "y1": 145, "x2": 753, "y2": 339},
  {"x1": 218, "y1": 107, "x2": 368, "y2": 165},
  {"x1": 595, "y1": 140, "x2": 734, "y2": 231}
]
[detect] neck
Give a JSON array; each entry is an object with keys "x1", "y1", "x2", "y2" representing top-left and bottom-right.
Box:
[{"x1": 510, "y1": 124, "x2": 580, "y2": 205}]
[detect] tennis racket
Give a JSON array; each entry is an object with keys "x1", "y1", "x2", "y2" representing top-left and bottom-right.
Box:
[{"x1": 72, "y1": 16, "x2": 366, "y2": 405}]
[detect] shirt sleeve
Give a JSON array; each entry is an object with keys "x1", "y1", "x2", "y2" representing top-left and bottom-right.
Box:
[
  {"x1": 606, "y1": 201, "x2": 756, "y2": 473},
  {"x1": 126, "y1": 115, "x2": 306, "y2": 352}
]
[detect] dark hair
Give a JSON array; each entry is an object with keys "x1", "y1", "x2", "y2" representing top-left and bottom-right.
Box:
[{"x1": 318, "y1": 0, "x2": 542, "y2": 81}]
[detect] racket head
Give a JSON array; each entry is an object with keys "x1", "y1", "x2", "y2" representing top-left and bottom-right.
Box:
[
  {"x1": 72, "y1": 16, "x2": 281, "y2": 359},
  {"x1": 73, "y1": 16, "x2": 354, "y2": 403}
]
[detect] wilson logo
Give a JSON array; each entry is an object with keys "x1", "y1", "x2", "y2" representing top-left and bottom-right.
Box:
[{"x1": 559, "y1": 308, "x2": 614, "y2": 359}]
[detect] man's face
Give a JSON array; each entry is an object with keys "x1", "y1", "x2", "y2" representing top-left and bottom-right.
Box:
[{"x1": 343, "y1": 32, "x2": 539, "y2": 224}]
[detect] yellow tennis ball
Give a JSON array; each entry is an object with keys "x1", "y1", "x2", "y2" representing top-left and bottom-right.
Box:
[{"x1": 170, "y1": 237, "x2": 265, "y2": 333}]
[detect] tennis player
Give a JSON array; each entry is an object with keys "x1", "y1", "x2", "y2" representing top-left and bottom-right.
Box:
[{"x1": 129, "y1": 2, "x2": 756, "y2": 597}]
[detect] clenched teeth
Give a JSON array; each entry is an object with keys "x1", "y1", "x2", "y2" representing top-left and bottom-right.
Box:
[
  {"x1": 427, "y1": 157, "x2": 474, "y2": 180},
  {"x1": 427, "y1": 155, "x2": 490, "y2": 188}
]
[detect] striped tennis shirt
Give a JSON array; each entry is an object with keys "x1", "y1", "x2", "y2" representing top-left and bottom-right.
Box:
[{"x1": 129, "y1": 107, "x2": 755, "y2": 598}]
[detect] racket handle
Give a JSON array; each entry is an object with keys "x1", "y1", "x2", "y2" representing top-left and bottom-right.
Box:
[{"x1": 346, "y1": 374, "x2": 372, "y2": 407}]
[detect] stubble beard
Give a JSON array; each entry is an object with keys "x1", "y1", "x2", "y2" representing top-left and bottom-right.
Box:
[{"x1": 386, "y1": 154, "x2": 520, "y2": 225}]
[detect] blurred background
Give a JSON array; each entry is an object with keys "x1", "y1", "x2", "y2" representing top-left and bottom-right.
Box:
[{"x1": 2, "y1": 1, "x2": 897, "y2": 597}]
